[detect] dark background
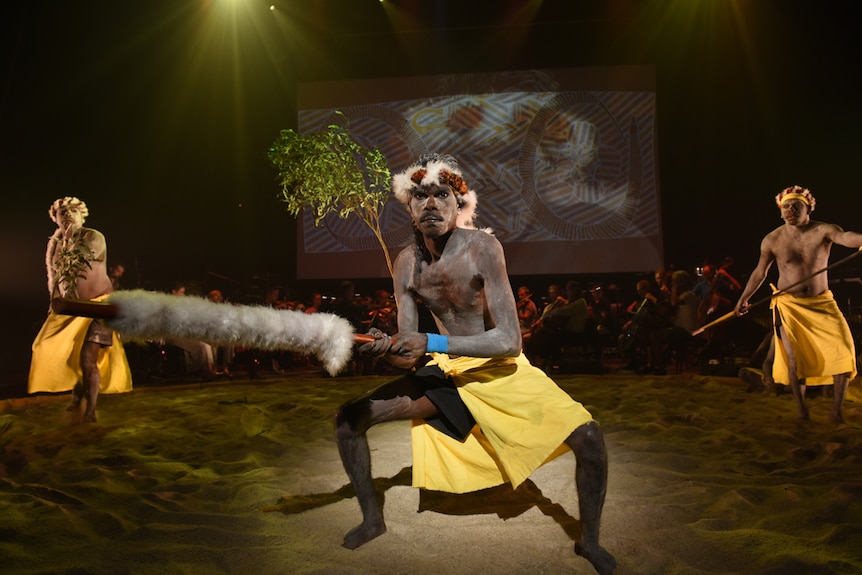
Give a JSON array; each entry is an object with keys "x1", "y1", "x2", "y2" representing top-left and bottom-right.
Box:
[{"x1": 3, "y1": 0, "x2": 861, "y2": 382}]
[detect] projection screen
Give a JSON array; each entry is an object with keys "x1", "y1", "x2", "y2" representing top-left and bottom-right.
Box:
[{"x1": 295, "y1": 65, "x2": 661, "y2": 279}]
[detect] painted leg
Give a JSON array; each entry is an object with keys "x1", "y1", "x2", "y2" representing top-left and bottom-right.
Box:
[
  {"x1": 565, "y1": 421, "x2": 616, "y2": 575},
  {"x1": 788, "y1": 375, "x2": 808, "y2": 421},
  {"x1": 334, "y1": 379, "x2": 438, "y2": 550},
  {"x1": 830, "y1": 373, "x2": 849, "y2": 424},
  {"x1": 80, "y1": 341, "x2": 101, "y2": 422},
  {"x1": 66, "y1": 381, "x2": 84, "y2": 412},
  {"x1": 779, "y1": 327, "x2": 808, "y2": 420},
  {"x1": 335, "y1": 410, "x2": 387, "y2": 549}
]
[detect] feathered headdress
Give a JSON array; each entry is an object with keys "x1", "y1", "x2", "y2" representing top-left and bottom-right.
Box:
[
  {"x1": 392, "y1": 154, "x2": 479, "y2": 229},
  {"x1": 775, "y1": 185, "x2": 816, "y2": 212},
  {"x1": 49, "y1": 196, "x2": 89, "y2": 223}
]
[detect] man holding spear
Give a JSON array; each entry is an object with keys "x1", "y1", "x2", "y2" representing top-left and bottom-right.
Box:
[{"x1": 734, "y1": 186, "x2": 862, "y2": 423}]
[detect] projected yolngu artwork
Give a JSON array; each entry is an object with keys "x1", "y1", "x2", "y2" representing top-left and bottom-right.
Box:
[{"x1": 296, "y1": 66, "x2": 661, "y2": 279}]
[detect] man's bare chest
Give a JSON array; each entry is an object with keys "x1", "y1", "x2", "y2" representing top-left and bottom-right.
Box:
[
  {"x1": 412, "y1": 257, "x2": 483, "y2": 309},
  {"x1": 776, "y1": 230, "x2": 829, "y2": 266}
]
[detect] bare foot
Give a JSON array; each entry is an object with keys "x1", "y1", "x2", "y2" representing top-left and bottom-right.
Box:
[
  {"x1": 66, "y1": 400, "x2": 82, "y2": 412},
  {"x1": 575, "y1": 542, "x2": 616, "y2": 575},
  {"x1": 342, "y1": 520, "x2": 386, "y2": 550},
  {"x1": 830, "y1": 411, "x2": 845, "y2": 425},
  {"x1": 82, "y1": 411, "x2": 98, "y2": 423}
]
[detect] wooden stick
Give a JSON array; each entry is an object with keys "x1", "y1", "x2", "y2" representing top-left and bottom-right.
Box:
[
  {"x1": 51, "y1": 297, "x2": 118, "y2": 319},
  {"x1": 691, "y1": 310, "x2": 736, "y2": 336},
  {"x1": 353, "y1": 333, "x2": 376, "y2": 344}
]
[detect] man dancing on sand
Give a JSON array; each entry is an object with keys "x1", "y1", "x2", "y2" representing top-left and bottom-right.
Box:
[
  {"x1": 735, "y1": 186, "x2": 862, "y2": 424},
  {"x1": 29, "y1": 197, "x2": 132, "y2": 422},
  {"x1": 336, "y1": 154, "x2": 615, "y2": 574}
]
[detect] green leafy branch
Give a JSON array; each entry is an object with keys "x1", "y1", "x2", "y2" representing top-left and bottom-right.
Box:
[
  {"x1": 53, "y1": 229, "x2": 94, "y2": 298},
  {"x1": 267, "y1": 114, "x2": 394, "y2": 277}
]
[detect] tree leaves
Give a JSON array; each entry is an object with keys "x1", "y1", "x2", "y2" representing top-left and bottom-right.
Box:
[{"x1": 267, "y1": 115, "x2": 395, "y2": 276}]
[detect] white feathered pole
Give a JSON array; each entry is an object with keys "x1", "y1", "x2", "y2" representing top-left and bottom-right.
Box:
[{"x1": 52, "y1": 290, "x2": 357, "y2": 376}]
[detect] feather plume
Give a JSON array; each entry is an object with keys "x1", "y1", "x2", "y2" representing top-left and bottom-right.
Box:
[{"x1": 107, "y1": 290, "x2": 355, "y2": 376}]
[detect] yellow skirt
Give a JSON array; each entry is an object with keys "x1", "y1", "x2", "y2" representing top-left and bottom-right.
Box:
[
  {"x1": 28, "y1": 297, "x2": 133, "y2": 395},
  {"x1": 411, "y1": 353, "x2": 593, "y2": 493},
  {"x1": 771, "y1": 290, "x2": 856, "y2": 386}
]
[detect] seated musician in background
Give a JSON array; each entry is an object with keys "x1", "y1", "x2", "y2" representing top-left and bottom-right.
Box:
[
  {"x1": 525, "y1": 280, "x2": 594, "y2": 370},
  {"x1": 618, "y1": 279, "x2": 662, "y2": 372},
  {"x1": 516, "y1": 286, "x2": 538, "y2": 343},
  {"x1": 646, "y1": 270, "x2": 698, "y2": 375}
]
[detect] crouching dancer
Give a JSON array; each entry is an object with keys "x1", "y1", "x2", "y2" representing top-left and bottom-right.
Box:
[{"x1": 335, "y1": 154, "x2": 615, "y2": 574}]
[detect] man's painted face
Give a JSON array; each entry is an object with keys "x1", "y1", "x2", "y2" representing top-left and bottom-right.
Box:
[
  {"x1": 57, "y1": 207, "x2": 84, "y2": 232},
  {"x1": 780, "y1": 198, "x2": 809, "y2": 224},
  {"x1": 409, "y1": 182, "x2": 459, "y2": 237}
]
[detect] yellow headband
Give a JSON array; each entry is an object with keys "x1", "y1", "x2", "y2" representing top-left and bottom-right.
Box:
[{"x1": 778, "y1": 192, "x2": 810, "y2": 207}]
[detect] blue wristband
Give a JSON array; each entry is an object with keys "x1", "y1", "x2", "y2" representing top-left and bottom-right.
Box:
[{"x1": 425, "y1": 333, "x2": 449, "y2": 354}]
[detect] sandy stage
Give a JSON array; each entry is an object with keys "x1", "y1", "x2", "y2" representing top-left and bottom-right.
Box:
[{"x1": 2, "y1": 371, "x2": 862, "y2": 575}]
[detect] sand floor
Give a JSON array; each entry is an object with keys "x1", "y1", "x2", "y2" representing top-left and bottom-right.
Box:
[{"x1": 2, "y1": 372, "x2": 862, "y2": 574}]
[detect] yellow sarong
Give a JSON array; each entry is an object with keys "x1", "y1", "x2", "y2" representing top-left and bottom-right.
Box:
[
  {"x1": 771, "y1": 289, "x2": 856, "y2": 386},
  {"x1": 28, "y1": 296, "x2": 133, "y2": 395},
  {"x1": 411, "y1": 353, "x2": 593, "y2": 493}
]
